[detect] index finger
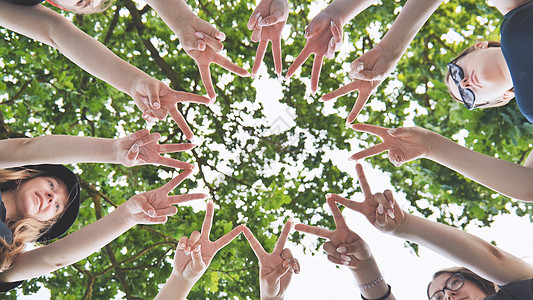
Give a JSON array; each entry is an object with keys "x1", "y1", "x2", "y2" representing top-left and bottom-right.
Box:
[
  {"x1": 355, "y1": 164, "x2": 372, "y2": 198},
  {"x1": 346, "y1": 87, "x2": 372, "y2": 124},
  {"x1": 242, "y1": 225, "x2": 267, "y2": 259},
  {"x1": 294, "y1": 224, "x2": 332, "y2": 239},
  {"x1": 198, "y1": 64, "x2": 216, "y2": 100},
  {"x1": 173, "y1": 91, "x2": 212, "y2": 105},
  {"x1": 213, "y1": 54, "x2": 250, "y2": 77},
  {"x1": 213, "y1": 225, "x2": 244, "y2": 250},
  {"x1": 169, "y1": 107, "x2": 194, "y2": 141},
  {"x1": 160, "y1": 169, "x2": 193, "y2": 194},
  {"x1": 201, "y1": 200, "x2": 215, "y2": 236},
  {"x1": 310, "y1": 53, "x2": 324, "y2": 94},
  {"x1": 350, "y1": 123, "x2": 389, "y2": 137},
  {"x1": 320, "y1": 81, "x2": 359, "y2": 102},
  {"x1": 285, "y1": 47, "x2": 311, "y2": 79},
  {"x1": 273, "y1": 219, "x2": 292, "y2": 254},
  {"x1": 326, "y1": 198, "x2": 347, "y2": 229}
]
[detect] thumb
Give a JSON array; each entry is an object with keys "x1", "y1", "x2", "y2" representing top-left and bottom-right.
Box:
[
  {"x1": 266, "y1": 260, "x2": 291, "y2": 285},
  {"x1": 387, "y1": 127, "x2": 408, "y2": 137},
  {"x1": 304, "y1": 21, "x2": 319, "y2": 39},
  {"x1": 259, "y1": 10, "x2": 285, "y2": 27},
  {"x1": 132, "y1": 195, "x2": 156, "y2": 217},
  {"x1": 351, "y1": 69, "x2": 382, "y2": 81}
]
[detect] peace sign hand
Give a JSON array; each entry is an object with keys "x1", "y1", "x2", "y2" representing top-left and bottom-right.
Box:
[
  {"x1": 115, "y1": 129, "x2": 195, "y2": 169},
  {"x1": 332, "y1": 164, "x2": 406, "y2": 234},
  {"x1": 286, "y1": 9, "x2": 343, "y2": 94},
  {"x1": 349, "y1": 124, "x2": 433, "y2": 167},
  {"x1": 171, "y1": 201, "x2": 243, "y2": 283},
  {"x1": 247, "y1": 0, "x2": 289, "y2": 77},
  {"x1": 123, "y1": 169, "x2": 207, "y2": 225},
  {"x1": 295, "y1": 197, "x2": 373, "y2": 270},
  {"x1": 243, "y1": 219, "x2": 299, "y2": 300}
]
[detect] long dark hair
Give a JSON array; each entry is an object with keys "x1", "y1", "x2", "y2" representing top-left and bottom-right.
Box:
[{"x1": 427, "y1": 266, "x2": 498, "y2": 298}]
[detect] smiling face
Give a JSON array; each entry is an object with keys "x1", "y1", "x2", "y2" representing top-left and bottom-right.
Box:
[
  {"x1": 7, "y1": 176, "x2": 69, "y2": 222},
  {"x1": 445, "y1": 42, "x2": 514, "y2": 109},
  {"x1": 428, "y1": 272, "x2": 489, "y2": 300}
]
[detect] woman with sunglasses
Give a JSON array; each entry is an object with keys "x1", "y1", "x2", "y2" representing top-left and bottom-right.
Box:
[
  {"x1": 321, "y1": 0, "x2": 532, "y2": 124},
  {"x1": 331, "y1": 164, "x2": 533, "y2": 299},
  {"x1": 0, "y1": 130, "x2": 205, "y2": 292}
]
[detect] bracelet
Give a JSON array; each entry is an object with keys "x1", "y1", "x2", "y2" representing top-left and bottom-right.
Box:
[
  {"x1": 361, "y1": 284, "x2": 392, "y2": 300},
  {"x1": 357, "y1": 274, "x2": 384, "y2": 289}
]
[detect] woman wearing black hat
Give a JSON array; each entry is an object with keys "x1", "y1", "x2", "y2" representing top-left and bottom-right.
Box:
[{"x1": 0, "y1": 129, "x2": 205, "y2": 292}]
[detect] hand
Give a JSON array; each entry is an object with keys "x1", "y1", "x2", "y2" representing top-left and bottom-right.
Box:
[
  {"x1": 114, "y1": 129, "x2": 195, "y2": 169},
  {"x1": 171, "y1": 13, "x2": 250, "y2": 100},
  {"x1": 285, "y1": 9, "x2": 343, "y2": 94},
  {"x1": 247, "y1": 0, "x2": 289, "y2": 77},
  {"x1": 171, "y1": 200, "x2": 243, "y2": 283},
  {"x1": 243, "y1": 219, "x2": 299, "y2": 300},
  {"x1": 130, "y1": 77, "x2": 211, "y2": 141},
  {"x1": 294, "y1": 197, "x2": 372, "y2": 270},
  {"x1": 349, "y1": 124, "x2": 433, "y2": 167},
  {"x1": 321, "y1": 44, "x2": 400, "y2": 124},
  {"x1": 123, "y1": 169, "x2": 207, "y2": 225},
  {"x1": 332, "y1": 164, "x2": 406, "y2": 234}
]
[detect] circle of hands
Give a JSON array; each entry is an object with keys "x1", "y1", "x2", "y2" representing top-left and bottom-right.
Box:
[{"x1": 111, "y1": 0, "x2": 443, "y2": 296}]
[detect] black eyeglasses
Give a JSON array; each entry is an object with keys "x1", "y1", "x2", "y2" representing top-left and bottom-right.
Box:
[
  {"x1": 429, "y1": 272, "x2": 465, "y2": 300},
  {"x1": 447, "y1": 62, "x2": 476, "y2": 110}
]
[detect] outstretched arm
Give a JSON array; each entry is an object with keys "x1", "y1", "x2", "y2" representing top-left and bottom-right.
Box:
[
  {"x1": 322, "y1": 0, "x2": 444, "y2": 123},
  {"x1": 0, "y1": 129, "x2": 195, "y2": 170},
  {"x1": 335, "y1": 164, "x2": 533, "y2": 286},
  {"x1": 350, "y1": 124, "x2": 533, "y2": 202},
  {"x1": 0, "y1": 170, "x2": 206, "y2": 282},
  {"x1": 0, "y1": 1, "x2": 210, "y2": 139}
]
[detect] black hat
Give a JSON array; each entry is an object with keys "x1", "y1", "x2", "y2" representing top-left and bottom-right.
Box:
[{"x1": 22, "y1": 165, "x2": 81, "y2": 242}]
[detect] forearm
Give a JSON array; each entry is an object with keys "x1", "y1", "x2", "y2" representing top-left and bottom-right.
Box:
[
  {"x1": 0, "y1": 205, "x2": 135, "y2": 282},
  {"x1": 154, "y1": 274, "x2": 195, "y2": 300},
  {"x1": 145, "y1": 0, "x2": 194, "y2": 34},
  {"x1": 0, "y1": 3, "x2": 150, "y2": 96},
  {"x1": 350, "y1": 258, "x2": 395, "y2": 300},
  {"x1": 395, "y1": 214, "x2": 533, "y2": 285},
  {"x1": 0, "y1": 135, "x2": 118, "y2": 168},
  {"x1": 324, "y1": 0, "x2": 376, "y2": 25},
  {"x1": 379, "y1": 0, "x2": 444, "y2": 57},
  {"x1": 427, "y1": 131, "x2": 533, "y2": 201}
]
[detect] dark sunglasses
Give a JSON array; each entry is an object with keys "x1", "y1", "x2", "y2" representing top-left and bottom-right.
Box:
[{"x1": 447, "y1": 62, "x2": 476, "y2": 110}]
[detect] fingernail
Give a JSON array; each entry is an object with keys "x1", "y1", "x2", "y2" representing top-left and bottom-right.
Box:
[
  {"x1": 148, "y1": 209, "x2": 155, "y2": 217},
  {"x1": 283, "y1": 260, "x2": 290, "y2": 267},
  {"x1": 340, "y1": 255, "x2": 351, "y2": 261},
  {"x1": 132, "y1": 143, "x2": 139, "y2": 153},
  {"x1": 353, "y1": 72, "x2": 365, "y2": 79},
  {"x1": 185, "y1": 248, "x2": 191, "y2": 255},
  {"x1": 387, "y1": 128, "x2": 397, "y2": 135},
  {"x1": 378, "y1": 203, "x2": 384, "y2": 214},
  {"x1": 304, "y1": 30, "x2": 309, "y2": 38},
  {"x1": 288, "y1": 217, "x2": 293, "y2": 223},
  {"x1": 330, "y1": 37, "x2": 335, "y2": 48},
  {"x1": 140, "y1": 96, "x2": 149, "y2": 105},
  {"x1": 195, "y1": 32, "x2": 204, "y2": 39},
  {"x1": 179, "y1": 242, "x2": 185, "y2": 249},
  {"x1": 387, "y1": 209, "x2": 395, "y2": 219},
  {"x1": 143, "y1": 217, "x2": 151, "y2": 222},
  {"x1": 342, "y1": 260, "x2": 349, "y2": 265},
  {"x1": 257, "y1": 16, "x2": 263, "y2": 26},
  {"x1": 194, "y1": 245, "x2": 201, "y2": 253},
  {"x1": 330, "y1": 21, "x2": 336, "y2": 29},
  {"x1": 152, "y1": 102, "x2": 160, "y2": 109},
  {"x1": 293, "y1": 263, "x2": 300, "y2": 273},
  {"x1": 128, "y1": 133, "x2": 137, "y2": 141},
  {"x1": 254, "y1": 13, "x2": 260, "y2": 20},
  {"x1": 217, "y1": 32, "x2": 226, "y2": 41},
  {"x1": 355, "y1": 62, "x2": 364, "y2": 72},
  {"x1": 345, "y1": 120, "x2": 352, "y2": 128},
  {"x1": 258, "y1": 19, "x2": 268, "y2": 26},
  {"x1": 389, "y1": 200, "x2": 395, "y2": 208}
]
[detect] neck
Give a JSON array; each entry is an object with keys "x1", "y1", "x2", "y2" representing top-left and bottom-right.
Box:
[
  {"x1": 494, "y1": 48, "x2": 514, "y2": 89},
  {"x1": 1, "y1": 190, "x2": 18, "y2": 221}
]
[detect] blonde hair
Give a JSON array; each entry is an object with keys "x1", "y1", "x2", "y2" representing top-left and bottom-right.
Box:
[{"x1": 0, "y1": 169, "x2": 60, "y2": 271}]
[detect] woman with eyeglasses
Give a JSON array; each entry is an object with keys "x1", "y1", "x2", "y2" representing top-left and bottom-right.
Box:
[
  {"x1": 321, "y1": 0, "x2": 532, "y2": 124},
  {"x1": 330, "y1": 164, "x2": 533, "y2": 299}
]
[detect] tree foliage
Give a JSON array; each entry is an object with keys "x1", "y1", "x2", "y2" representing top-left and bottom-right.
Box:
[{"x1": 0, "y1": 0, "x2": 532, "y2": 298}]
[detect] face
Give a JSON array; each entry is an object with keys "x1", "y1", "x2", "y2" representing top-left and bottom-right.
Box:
[
  {"x1": 9, "y1": 176, "x2": 69, "y2": 221},
  {"x1": 428, "y1": 272, "x2": 488, "y2": 300},
  {"x1": 54, "y1": 0, "x2": 106, "y2": 13},
  {"x1": 446, "y1": 45, "x2": 513, "y2": 108}
]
